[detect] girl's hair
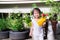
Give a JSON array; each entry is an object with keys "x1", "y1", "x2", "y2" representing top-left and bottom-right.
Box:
[{"x1": 32, "y1": 8, "x2": 42, "y2": 15}]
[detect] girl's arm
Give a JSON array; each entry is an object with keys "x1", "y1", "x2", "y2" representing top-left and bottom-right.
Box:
[{"x1": 29, "y1": 23, "x2": 33, "y2": 37}]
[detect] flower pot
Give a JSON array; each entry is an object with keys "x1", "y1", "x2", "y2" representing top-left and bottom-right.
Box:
[
  {"x1": 0, "y1": 31, "x2": 9, "y2": 39},
  {"x1": 9, "y1": 30, "x2": 29, "y2": 40},
  {"x1": 51, "y1": 20, "x2": 57, "y2": 32},
  {"x1": 51, "y1": 20, "x2": 58, "y2": 39}
]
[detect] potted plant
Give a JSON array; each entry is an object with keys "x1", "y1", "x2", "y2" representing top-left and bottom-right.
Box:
[
  {"x1": 0, "y1": 18, "x2": 9, "y2": 39},
  {"x1": 45, "y1": 0, "x2": 60, "y2": 39},
  {"x1": 7, "y1": 13, "x2": 30, "y2": 40},
  {"x1": 50, "y1": 13, "x2": 57, "y2": 30},
  {"x1": 49, "y1": 13, "x2": 58, "y2": 39}
]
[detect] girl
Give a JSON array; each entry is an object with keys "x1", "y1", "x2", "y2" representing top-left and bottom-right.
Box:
[{"x1": 29, "y1": 8, "x2": 46, "y2": 40}]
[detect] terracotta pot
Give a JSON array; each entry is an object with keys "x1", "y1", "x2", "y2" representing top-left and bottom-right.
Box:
[
  {"x1": 51, "y1": 20, "x2": 58, "y2": 37},
  {"x1": 51, "y1": 20, "x2": 57, "y2": 32}
]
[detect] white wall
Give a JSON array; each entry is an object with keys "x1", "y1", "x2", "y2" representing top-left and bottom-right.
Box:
[
  {"x1": 0, "y1": 4, "x2": 51, "y2": 13},
  {"x1": 0, "y1": 0, "x2": 59, "y2": 13},
  {"x1": 0, "y1": 7, "x2": 50, "y2": 13}
]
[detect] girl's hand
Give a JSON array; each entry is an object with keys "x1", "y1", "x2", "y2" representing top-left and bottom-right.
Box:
[
  {"x1": 42, "y1": 22, "x2": 46, "y2": 28},
  {"x1": 29, "y1": 24, "x2": 33, "y2": 37},
  {"x1": 29, "y1": 32, "x2": 32, "y2": 37}
]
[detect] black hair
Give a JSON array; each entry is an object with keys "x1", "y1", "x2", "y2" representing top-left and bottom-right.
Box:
[{"x1": 32, "y1": 8, "x2": 42, "y2": 15}]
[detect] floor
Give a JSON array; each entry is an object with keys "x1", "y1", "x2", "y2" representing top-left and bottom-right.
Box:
[
  {"x1": 1, "y1": 34, "x2": 60, "y2": 40},
  {"x1": 0, "y1": 34, "x2": 59, "y2": 40},
  {"x1": 0, "y1": 38, "x2": 58, "y2": 40}
]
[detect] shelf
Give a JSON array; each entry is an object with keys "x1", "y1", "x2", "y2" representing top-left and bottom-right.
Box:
[
  {"x1": 0, "y1": 0, "x2": 60, "y2": 4},
  {"x1": 0, "y1": 1, "x2": 46, "y2": 4}
]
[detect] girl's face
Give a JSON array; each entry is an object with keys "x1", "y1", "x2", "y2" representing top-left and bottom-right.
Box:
[{"x1": 33, "y1": 10, "x2": 40, "y2": 18}]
